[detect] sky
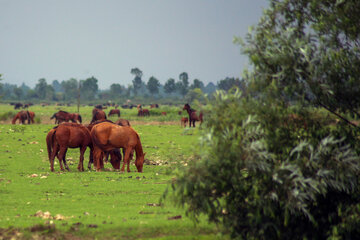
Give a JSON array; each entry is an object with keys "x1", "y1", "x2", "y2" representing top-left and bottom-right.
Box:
[{"x1": 0, "y1": 0, "x2": 269, "y2": 89}]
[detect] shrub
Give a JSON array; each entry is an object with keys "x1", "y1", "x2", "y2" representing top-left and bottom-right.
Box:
[{"x1": 166, "y1": 91, "x2": 360, "y2": 239}]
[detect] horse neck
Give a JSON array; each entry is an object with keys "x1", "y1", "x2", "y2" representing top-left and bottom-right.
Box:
[{"x1": 134, "y1": 138, "x2": 144, "y2": 159}]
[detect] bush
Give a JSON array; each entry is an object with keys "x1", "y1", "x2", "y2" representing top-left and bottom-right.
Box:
[
  {"x1": 166, "y1": 91, "x2": 360, "y2": 239},
  {"x1": 0, "y1": 111, "x2": 15, "y2": 121}
]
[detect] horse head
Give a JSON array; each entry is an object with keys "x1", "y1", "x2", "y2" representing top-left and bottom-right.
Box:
[
  {"x1": 135, "y1": 152, "x2": 145, "y2": 172},
  {"x1": 183, "y1": 103, "x2": 191, "y2": 111}
]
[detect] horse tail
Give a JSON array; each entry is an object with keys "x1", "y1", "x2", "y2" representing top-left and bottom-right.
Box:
[
  {"x1": 78, "y1": 114, "x2": 82, "y2": 123},
  {"x1": 46, "y1": 129, "x2": 56, "y2": 161}
]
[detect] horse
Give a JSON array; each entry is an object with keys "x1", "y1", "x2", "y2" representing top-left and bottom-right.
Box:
[
  {"x1": 181, "y1": 117, "x2": 188, "y2": 128},
  {"x1": 138, "y1": 109, "x2": 150, "y2": 117},
  {"x1": 108, "y1": 109, "x2": 120, "y2": 117},
  {"x1": 183, "y1": 103, "x2": 203, "y2": 127},
  {"x1": 161, "y1": 112, "x2": 167, "y2": 116},
  {"x1": 150, "y1": 104, "x2": 159, "y2": 108},
  {"x1": 91, "y1": 122, "x2": 145, "y2": 172},
  {"x1": 91, "y1": 108, "x2": 107, "y2": 123},
  {"x1": 115, "y1": 119, "x2": 131, "y2": 126},
  {"x1": 12, "y1": 111, "x2": 35, "y2": 124},
  {"x1": 46, "y1": 123, "x2": 94, "y2": 172},
  {"x1": 50, "y1": 111, "x2": 82, "y2": 124}
]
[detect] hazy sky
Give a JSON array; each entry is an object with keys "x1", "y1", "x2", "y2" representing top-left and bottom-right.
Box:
[{"x1": 0, "y1": 0, "x2": 268, "y2": 89}]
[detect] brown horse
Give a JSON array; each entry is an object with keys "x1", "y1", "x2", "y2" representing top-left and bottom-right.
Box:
[
  {"x1": 50, "y1": 111, "x2": 82, "y2": 124},
  {"x1": 91, "y1": 108, "x2": 107, "y2": 123},
  {"x1": 46, "y1": 123, "x2": 94, "y2": 172},
  {"x1": 108, "y1": 109, "x2": 120, "y2": 117},
  {"x1": 91, "y1": 122, "x2": 145, "y2": 172},
  {"x1": 115, "y1": 118, "x2": 131, "y2": 126},
  {"x1": 138, "y1": 109, "x2": 150, "y2": 117},
  {"x1": 183, "y1": 103, "x2": 203, "y2": 127},
  {"x1": 12, "y1": 111, "x2": 35, "y2": 124},
  {"x1": 181, "y1": 117, "x2": 188, "y2": 128}
]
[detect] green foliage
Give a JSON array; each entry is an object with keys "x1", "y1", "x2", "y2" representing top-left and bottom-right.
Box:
[
  {"x1": 0, "y1": 111, "x2": 15, "y2": 121},
  {"x1": 168, "y1": 91, "x2": 360, "y2": 239}
]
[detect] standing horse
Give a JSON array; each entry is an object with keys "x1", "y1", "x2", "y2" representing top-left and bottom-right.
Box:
[
  {"x1": 46, "y1": 123, "x2": 94, "y2": 172},
  {"x1": 183, "y1": 103, "x2": 203, "y2": 127},
  {"x1": 91, "y1": 108, "x2": 107, "y2": 123},
  {"x1": 12, "y1": 111, "x2": 35, "y2": 124},
  {"x1": 108, "y1": 109, "x2": 120, "y2": 117},
  {"x1": 138, "y1": 109, "x2": 150, "y2": 117},
  {"x1": 180, "y1": 117, "x2": 188, "y2": 128},
  {"x1": 91, "y1": 122, "x2": 145, "y2": 172},
  {"x1": 50, "y1": 111, "x2": 82, "y2": 124}
]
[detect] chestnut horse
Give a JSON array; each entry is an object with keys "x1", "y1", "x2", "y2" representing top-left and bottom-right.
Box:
[
  {"x1": 50, "y1": 111, "x2": 82, "y2": 124},
  {"x1": 12, "y1": 111, "x2": 35, "y2": 124},
  {"x1": 108, "y1": 109, "x2": 120, "y2": 117},
  {"x1": 115, "y1": 118, "x2": 131, "y2": 126},
  {"x1": 86, "y1": 119, "x2": 122, "y2": 169},
  {"x1": 46, "y1": 123, "x2": 93, "y2": 172},
  {"x1": 180, "y1": 117, "x2": 188, "y2": 128},
  {"x1": 183, "y1": 103, "x2": 203, "y2": 127},
  {"x1": 138, "y1": 109, "x2": 150, "y2": 117},
  {"x1": 91, "y1": 122, "x2": 145, "y2": 172},
  {"x1": 91, "y1": 108, "x2": 107, "y2": 123}
]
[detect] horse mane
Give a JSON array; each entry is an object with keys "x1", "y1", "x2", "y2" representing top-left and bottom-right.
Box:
[
  {"x1": 58, "y1": 122, "x2": 87, "y2": 130},
  {"x1": 58, "y1": 110, "x2": 69, "y2": 114}
]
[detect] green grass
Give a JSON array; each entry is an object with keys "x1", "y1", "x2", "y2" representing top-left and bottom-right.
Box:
[
  {"x1": 0, "y1": 104, "x2": 189, "y2": 124},
  {"x1": 0, "y1": 122, "x2": 223, "y2": 239}
]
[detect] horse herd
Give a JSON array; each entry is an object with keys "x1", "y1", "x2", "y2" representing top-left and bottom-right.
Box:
[{"x1": 11, "y1": 104, "x2": 203, "y2": 173}]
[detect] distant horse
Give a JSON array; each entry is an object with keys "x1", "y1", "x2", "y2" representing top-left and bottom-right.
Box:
[
  {"x1": 138, "y1": 109, "x2": 150, "y2": 117},
  {"x1": 150, "y1": 104, "x2": 159, "y2": 108},
  {"x1": 14, "y1": 103, "x2": 23, "y2": 109},
  {"x1": 46, "y1": 123, "x2": 93, "y2": 172},
  {"x1": 115, "y1": 118, "x2": 131, "y2": 126},
  {"x1": 181, "y1": 117, "x2": 188, "y2": 128},
  {"x1": 12, "y1": 111, "x2": 35, "y2": 124},
  {"x1": 161, "y1": 112, "x2": 167, "y2": 116},
  {"x1": 183, "y1": 103, "x2": 203, "y2": 127},
  {"x1": 91, "y1": 108, "x2": 107, "y2": 123},
  {"x1": 108, "y1": 109, "x2": 120, "y2": 117},
  {"x1": 50, "y1": 111, "x2": 82, "y2": 124},
  {"x1": 91, "y1": 122, "x2": 145, "y2": 172}
]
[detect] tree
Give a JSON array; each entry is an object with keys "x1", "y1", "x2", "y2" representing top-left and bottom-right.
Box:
[
  {"x1": 61, "y1": 78, "x2": 78, "y2": 101},
  {"x1": 147, "y1": 76, "x2": 160, "y2": 95},
  {"x1": 167, "y1": 1, "x2": 360, "y2": 239},
  {"x1": 131, "y1": 68, "x2": 143, "y2": 96},
  {"x1": 52, "y1": 80, "x2": 63, "y2": 92},
  {"x1": 81, "y1": 76, "x2": 98, "y2": 100},
  {"x1": 34, "y1": 78, "x2": 48, "y2": 99},
  {"x1": 217, "y1": 77, "x2": 244, "y2": 92},
  {"x1": 190, "y1": 79, "x2": 204, "y2": 90},
  {"x1": 109, "y1": 83, "x2": 124, "y2": 98},
  {"x1": 164, "y1": 78, "x2": 176, "y2": 94},
  {"x1": 13, "y1": 87, "x2": 23, "y2": 100},
  {"x1": 178, "y1": 72, "x2": 189, "y2": 96},
  {"x1": 237, "y1": 0, "x2": 360, "y2": 127}
]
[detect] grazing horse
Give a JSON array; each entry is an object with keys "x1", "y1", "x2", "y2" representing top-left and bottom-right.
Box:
[
  {"x1": 46, "y1": 123, "x2": 93, "y2": 172},
  {"x1": 138, "y1": 109, "x2": 150, "y2": 117},
  {"x1": 91, "y1": 108, "x2": 107, "y2": 123},
  {"x1": 12, "y1": 111, "x2": 35, "y2": 124},
  {"x1": 108, "y1": 109, "x2": 120, "y2": 117},
  {"x1": 115, "y1": 118, "x2": 131, "y2": 126},
  {"x1": 50, "y1": 111, "x2": 82, "y2": 124},
  {"x1": 181, "y1": 117, "x2": 188, "y2": 128},
  {"x1": 91, "y1": 122, "x2": 145, "y2": 172},
  {"x1": 183, "y1": 103, "x2": 203, "y2": 127}
]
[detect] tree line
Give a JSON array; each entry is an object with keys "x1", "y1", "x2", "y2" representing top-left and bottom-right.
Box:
[{"x1": 0, "y1": 69, "x2": 244, "y2": 103}]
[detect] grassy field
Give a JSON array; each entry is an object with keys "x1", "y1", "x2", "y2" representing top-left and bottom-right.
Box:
[{"x1": 0, "y1": 104, "x2": 222, "y2": 239}]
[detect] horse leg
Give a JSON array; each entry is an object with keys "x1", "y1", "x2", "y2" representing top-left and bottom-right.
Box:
[
  {"x1": 62, "y1": 148, "x2": 70, "y2": 171},
  {"x1": 57, "y1": 146, "x2": 67, "y2": 171},
  {"x1": 124, "y1": 148, "x2": 133, "y2": 172},
  {"x1": 120, "y1": 148, "x2": 130, "y2": 172},
  {"x1": 88, "y1": 148, "x2": 93, "y2": 170},
  {"x1": 50, "y1": 144, "x2": 59, "y2": 172},
  {"x1": 78, "y1": 146, "x2": 87, "y2": 172},
  {"x1": 93, "y1": 147, "x2": 103, "y2": 171},
  {"x1": 193, "y1": 120, "x2": 196, "y2": 128}
]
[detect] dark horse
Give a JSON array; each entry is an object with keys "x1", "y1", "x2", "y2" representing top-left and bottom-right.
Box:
[
  {"x1": 46, "y1": 123, "x2": 93, "y2": 172},
  {"x1": 50, "y1": 111, "x2": 82, "y2": 124},
  {"x1": 108, "y1": 109, "x2": 120, "y2": 117},
  {"x1": 91, "y1": 122, "x2": 145, "y2": 172},
  {"x1": 183, "y1": 103, "x2": 203, "y2": 127},
  {"x1": 12, "y1": 111, "x2": 35, "y2": 124},
  {"x1": 91, "y1": 108, "x2": 107, "y2": 123}
]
